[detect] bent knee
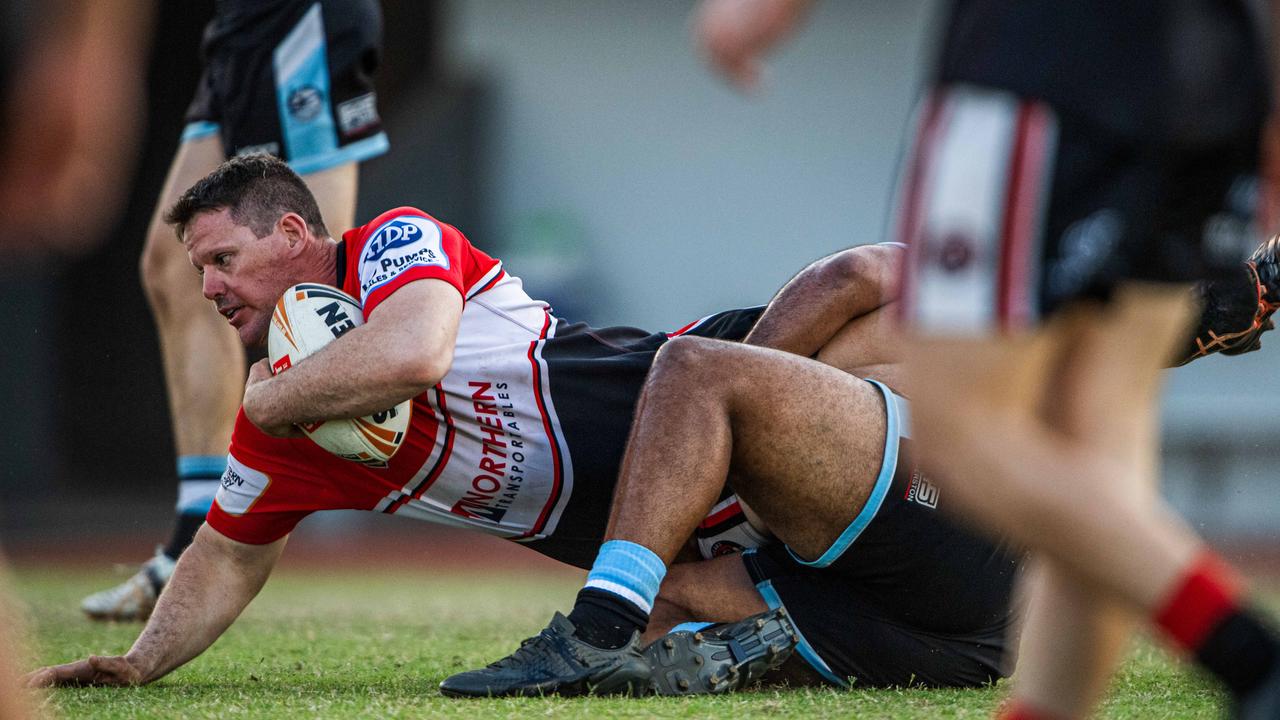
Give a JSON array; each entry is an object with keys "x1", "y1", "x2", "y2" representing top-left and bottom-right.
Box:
[
  {"x1": 653, "y1": 335, "x2": 733, "y2": 379},
  {"x1": 819, "y1": 245, "x2": 901, "y2": 299}
]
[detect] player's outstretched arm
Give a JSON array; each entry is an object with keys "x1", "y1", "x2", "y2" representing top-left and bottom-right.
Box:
[
  {"x1": 23, "y1": 524, "x2": 285, "y2": 688},
  {"x1": 243, "y1": 278, "x2": 463, "y2": 435}
]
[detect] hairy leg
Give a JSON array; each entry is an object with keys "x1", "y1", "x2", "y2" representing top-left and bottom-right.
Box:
[
  {"x1": 907, "y1": 285, "x2": 1199, "y2": 716},
  {"x1": 604, "y1": 335, "x2": 887, "y2": 563},
  {"x1": 302, "y1": 162, "x2": 358, "y2": 232},
  {"x1": 743, "y1": 244, "x2": 903, "y2": 377},
  {"x1": 647, "y1": 556, "x2": 766, "y2": 643},
  {"x1": 140, "y1": 136, "x2": 243, "y2": 459}
]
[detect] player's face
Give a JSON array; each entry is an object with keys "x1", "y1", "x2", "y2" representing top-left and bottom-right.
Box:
[{"x1": 184, "y1": 208, "x2": 301, "y2": 347}]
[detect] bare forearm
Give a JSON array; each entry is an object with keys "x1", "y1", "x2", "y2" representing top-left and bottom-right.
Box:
[
  {"x1": 245, "y1": 279, "x2": 461, "y2": 430},
  {"x1": 125, "y1": 528, "x2": 282, "y2": 683},
  {"x1": 248, "y1": 323, "x2": 432, "y2": 427}
]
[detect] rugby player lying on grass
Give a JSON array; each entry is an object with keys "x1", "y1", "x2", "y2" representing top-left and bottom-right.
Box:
[
  {"x1": 24, "y1": 155, "x2": 1277, "y2": 696},
  {"x1": 442, "y1": 234, "x2": 1280, "y2": 697},
  {"x1": 22, "y1": 154, "x2": 1017, "y2": 695}
]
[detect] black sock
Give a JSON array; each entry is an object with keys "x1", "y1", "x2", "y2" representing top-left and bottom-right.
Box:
[
  {"x1": 163, "y1": 513, "x2": 206, "y2": 560},
  {"x1": 566, "y1": 588, "x2": 648, "y2": 649},
  {"x1": 1196, "y1": 610, "x2": 1280, "y2": 699}
]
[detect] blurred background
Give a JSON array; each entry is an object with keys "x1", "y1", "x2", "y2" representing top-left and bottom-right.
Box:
[{"x1": 0, "y1": 0, "x2": 1275, "y2": 570}]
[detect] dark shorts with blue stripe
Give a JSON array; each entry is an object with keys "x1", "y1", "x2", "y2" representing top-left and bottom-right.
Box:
[
  {"x1": 184, "y1": 0, "x2": 389, "y2": 174},
  {"x1": 742, "y1": 407, "x2": 1022, "y2": 688}
]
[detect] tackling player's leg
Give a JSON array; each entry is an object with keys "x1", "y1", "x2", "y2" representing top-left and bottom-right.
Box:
[
  {"x1": 907, "y1": 287, "x2": 1280, "y2": 719},
  {"x1": 83, "y1": 0, "x2": 385, "y2": 621},
  {"x1": 440, "y1": 337, "x2": 892, "y2": 696},
  {"x1": 81, "y1": 134, "x2": 230, "y2": 621}
]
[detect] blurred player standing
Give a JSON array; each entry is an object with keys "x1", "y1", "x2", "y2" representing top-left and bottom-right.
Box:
[
  {"x1": 696, "y1": 0, "x2": 1280, "y2": 718},
  {"x1": 81, "y1": 0, "x2": 389, "y2": 622},
  {"x1": 1, "y1": 1, "x2": 156, "y2": 714}
]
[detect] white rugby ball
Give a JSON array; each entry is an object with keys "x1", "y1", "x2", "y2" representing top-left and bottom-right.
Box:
[{"x1": 267, "y1": 283, "x2": 411, "y2": 466}]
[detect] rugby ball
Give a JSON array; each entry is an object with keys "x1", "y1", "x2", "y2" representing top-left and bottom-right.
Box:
[{"x1": 267, "y1": 283, "x2": 411, "y2": 466}]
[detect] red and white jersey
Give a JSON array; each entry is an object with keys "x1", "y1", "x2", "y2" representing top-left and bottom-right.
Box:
[{"x1": 209, "y1": 207, "x2": 577, "y2": 545}]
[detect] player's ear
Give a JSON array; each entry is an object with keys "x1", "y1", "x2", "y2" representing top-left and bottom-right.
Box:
[{"x1": 277, "y1": 212, "x2": 309, "y2": 248}]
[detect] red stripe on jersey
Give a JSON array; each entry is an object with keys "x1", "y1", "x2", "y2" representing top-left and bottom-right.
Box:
[
  {"x1": 468, "y1": 268, "x2": 506, "y2": 298},
  {"x1": 525, "y1": 310, "x2": 564, "y2": 537},
  {"x1": 386, "y1": 386, "x2": 455, "y2": 513},
  {"x1": 698, "y1": 498, "x2": 743, "y2": 529},
  {"x1": 897, "y1": 91, "x2": 946, "y2": 323},
  {"x1": 667, "y1": 315, "x2": 708, "y2": 338},
  {"x1": 997, "y1": 102, "x2": 1051, "y2": 329}
]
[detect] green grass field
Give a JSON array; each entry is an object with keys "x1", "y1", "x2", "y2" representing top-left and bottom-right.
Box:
[{"x1": 11, "y1": 567, "x2": 1237, "y2": 719}]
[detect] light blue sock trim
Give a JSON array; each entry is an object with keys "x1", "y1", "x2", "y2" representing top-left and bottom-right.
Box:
[
  {"x1": 754, "y1": 579, "x2": 846, "y2": 687},
  {"x1": 788, "y1": 378, "x2": 900, "y2": 568},
  {"x1": 289, "y1": 132, "x2": 390, "y2": 175},
  {"x1": 583, "y1": 540, "x2": 667, "y2": 614},
  {"x1": 176, "y1": 479, "x2": 219, "y2": 515},
  {"x1": 181, "y1": 121, "x2": 219, "y2": 142},
  {"x1": 176, "y1": 455, "x2": 225, "y2": 515},
  {"x1": 177, "y1": 455, "x2": 227, "y2": 478},
  {"x1": 669, "y1": 621, "x2": 714, "y2": 635}
]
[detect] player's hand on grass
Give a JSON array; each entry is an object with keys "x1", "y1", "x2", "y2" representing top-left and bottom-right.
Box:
[
  {"x1": 694, "y1": 0, "x2": 814, "y2": 91},
  {"x1": 242, "y1": 359, "x2": 302, "y2": 438},
  {"x1": 22, "y1": 654, "x2": 145, "y2": 687}
]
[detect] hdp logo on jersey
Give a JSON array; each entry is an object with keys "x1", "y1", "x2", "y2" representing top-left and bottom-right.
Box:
[{"x1": 365, "y1": 219, "x2": 425, "y2": 262}]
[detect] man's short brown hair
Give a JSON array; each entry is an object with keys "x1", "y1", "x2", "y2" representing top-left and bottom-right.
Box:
[{"x1": 164, "y1": 154, "x2": 329, "y2": 240}]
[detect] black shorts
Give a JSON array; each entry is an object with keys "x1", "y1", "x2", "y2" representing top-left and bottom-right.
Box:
[
  {"x1": 741, "y1": 394, "x2": 1021, "y2": 687},
  {"x1": 183, "y1": 0, "x2": 389, "y2": 174},
  {"x1": 522, "y1": 307, "x2": 766, "y2": 568},
  {"x1": 899, "y1": 0, "x2": 1270, "y2": 332}
]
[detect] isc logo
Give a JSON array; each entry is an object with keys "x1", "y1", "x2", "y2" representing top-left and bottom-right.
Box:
[{"x1": 365, "y1": 219, "x2": 423, "y2": 262}]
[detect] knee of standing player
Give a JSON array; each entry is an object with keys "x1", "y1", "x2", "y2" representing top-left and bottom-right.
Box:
[{"x1": 139, "y1": 225, "x2": 195, "y2": 310}]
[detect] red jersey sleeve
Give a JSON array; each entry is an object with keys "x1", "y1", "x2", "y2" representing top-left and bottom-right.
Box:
[
  {"x1": 206, "y1": 411, "x2": 316, "y2": 545},
  {"x1": 342, "y1": 206, "x2": 488, "y2": 317}
]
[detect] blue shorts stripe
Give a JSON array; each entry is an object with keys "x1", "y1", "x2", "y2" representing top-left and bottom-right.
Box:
[
  {"x1": 788, "y1": 378, "x2": 901, "y2": 568},
  {"x1": 289, "y1": 132, "x2": 390, "y2": 175},
  {"x1": 181, "y1": 121, "x2": 220, "y2": 143},
  {"x1": 753, "y1": 576, "x2": 846, "y2": 687},
  {"x1": 274, "y1": 3, "x2": 338, "y2": 164}
]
